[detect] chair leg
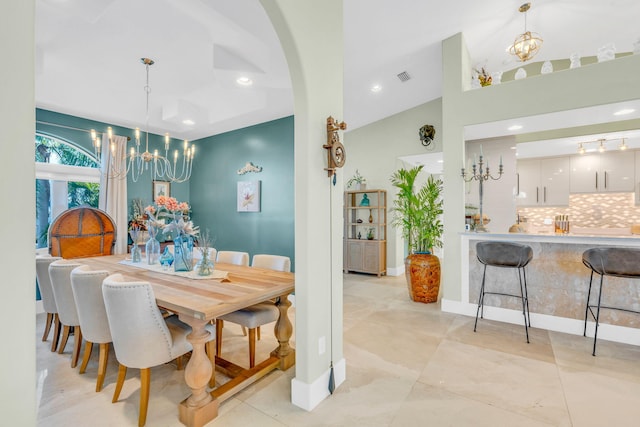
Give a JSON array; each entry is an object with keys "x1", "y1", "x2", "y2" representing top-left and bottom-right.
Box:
[
  {"x1": 42, "y1": 313, "x2": 53, "y2": 342},
  {"x1": 79, "y1": 340, "x2": 93, "y2": 374},
  {"x1": 71, "y1": 326, "x2": 83, "y2": 368},
  {"x1": 257, "y1": 326, "x2": 261, "y2": 341},
  {"x1": 215, "y1": 319, "x2": 223, "y2": 356},
  {"x1": 205, "y1": 341, "x2": 215, "y2": 389},
  {"x1": 592, "y1": 275, "x2": 605, "y2": 356},
  {"x1": 584, "y1": 271, "x2": 595, "y2": 336},
  {"x1": 112, "y1": 364, "x2": 127, "y2": 403},
  {"x1": 96, "y1": 343, "x2": 109, "y2": 392},
  {"x1": 474, "y1": 265, "x2": 487, "y2": 332},
  {"x1": 248, "y1": 328, "x2": 257, "y2": 368},
  {"x1": 518, "y1": 267, "x2": 530, "y2": 343},
  {"x1": 139, "y1": 368, "x2": 151, "y2": 427},
  {"x1": 58, "y1": 325, "x2": 71, "y2": 354},
  {"x1": 175, "y1": 354, "x2": 184, "y2": 371},
  {"x1": 522, "y1": 268, "x2": 531, "y2": 327},
  {"x1": 241, "y1": 326, "x2": 247, "y2": 336},
  {"x1": 51, "y1": 314, "x2": 61, "y2": 352}
]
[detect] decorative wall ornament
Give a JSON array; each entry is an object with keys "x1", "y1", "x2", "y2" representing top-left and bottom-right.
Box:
[
  {"x1": 237, "y1": 161, "x2": 263, "y2": 175},
  {"x1": 569, "y1": 53, "x2": 581, "y2": 69},
  {"x1": 541, "y1": 60, "x2": 553, "y2": 74},
  {"x1": 597, "y1": 43, "x2": 616, "y2": 62},
  {"x1": 515, "y1": 68, "x2": 527, "y2": 80},
  {"x1": 324, "y1": 116, "x2": 347, "y2": 179},
  {"x1": 491, "y1": 71, "x2": 503, "y2": 85},
  {"x1": 419, "y1": 125, "x2": 436, "y2": 148}
]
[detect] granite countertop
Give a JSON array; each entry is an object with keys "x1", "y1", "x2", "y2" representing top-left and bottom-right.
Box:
[{"x1": 460, "y1": 230, "x2": 640, "y2": 246}]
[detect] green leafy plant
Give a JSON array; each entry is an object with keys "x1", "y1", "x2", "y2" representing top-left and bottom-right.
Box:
[
  {"x1": 390, "y1": 165, "x2": 443, "y2": 254},
  {"x1": 346, "y1": 169, "x2": 367, "y2": 188}
]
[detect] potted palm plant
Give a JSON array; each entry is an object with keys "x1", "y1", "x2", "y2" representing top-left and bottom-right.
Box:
[{"x1": 390, "y1": 165, "x2": 443, "y2": 303}]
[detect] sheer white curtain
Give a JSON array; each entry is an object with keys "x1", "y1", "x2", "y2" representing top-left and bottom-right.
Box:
[{"x1": 99, "y1": 133, "x2": 128, "y2": 254}]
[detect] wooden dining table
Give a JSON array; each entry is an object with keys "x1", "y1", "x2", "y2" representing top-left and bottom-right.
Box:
[{"x1": 78, "y1": 254, "x2": 295, "y2": 427}]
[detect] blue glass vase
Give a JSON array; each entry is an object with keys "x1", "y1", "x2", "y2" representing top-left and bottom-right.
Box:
[
  {"x1": 159, "y1": 246, "x2": 174, "y2": 269},
  {"x1": 174, "y1": 235, "x2": 194, "y2": 272}
]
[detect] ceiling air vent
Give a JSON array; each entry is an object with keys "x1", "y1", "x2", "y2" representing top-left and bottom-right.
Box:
[{"x1": 397, "y1": 71, "x2": 411, "y2": 82}]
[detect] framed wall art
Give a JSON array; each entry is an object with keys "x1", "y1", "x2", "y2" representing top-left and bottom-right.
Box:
[
  {"x1": 237, "y1": 180, "x2": 261, "y2": 212},
  {"x1": 152, "y1": 180, "x2": 170, "y2": 200}
]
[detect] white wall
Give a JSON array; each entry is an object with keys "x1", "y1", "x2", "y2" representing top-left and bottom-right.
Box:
[
  {"x1": 344, "y1": 99, "x2": 443, "y2": 273},
  {"x1": 0, "y1": 1, "x2": 36, "y2": 425},
  {"x1": 262, "y1": 0, "x2": 346, "y2": 411}
]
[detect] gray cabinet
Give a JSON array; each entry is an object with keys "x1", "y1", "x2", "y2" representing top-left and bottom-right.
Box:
[
  {"x1": 344, "y1": 189, "x2": 386, "y2": 276},
  {"x1": 517, "y1": 157, "x2": 570, "y2": 206},
  {"x1": 570, "y1": 152, "x2": 634, "y2": 193}
]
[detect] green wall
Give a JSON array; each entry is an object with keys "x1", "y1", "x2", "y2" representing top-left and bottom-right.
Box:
[
  {"x1": 190, "y1": 116, "x2": 295, "y2": 269},
  {"x1": 35, "y1": 108, "x2": 190, "y2": 213}
]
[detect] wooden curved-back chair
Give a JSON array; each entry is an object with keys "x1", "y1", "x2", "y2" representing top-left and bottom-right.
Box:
[{"x1": 49, "y1": 207, "x2": 116, "y2": 259}]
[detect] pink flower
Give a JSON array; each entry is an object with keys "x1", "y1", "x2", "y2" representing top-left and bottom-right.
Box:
[
  {"x1": 177, "y1": 202, "x2": 189, "y2": 212},
  {"x1": 155, "y1": 195, "x2": 167, "y2": 206},
  {"x1": 145, "y1": 205, "x2": 156, "y2": 214},
  {"x1": 164, "y1": 197, "x2": 179, "y2": 212}
]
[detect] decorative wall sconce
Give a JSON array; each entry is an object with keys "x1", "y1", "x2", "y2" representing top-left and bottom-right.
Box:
[{"x1": 324, "y1": 116, "x2": 347, "y2": 180}]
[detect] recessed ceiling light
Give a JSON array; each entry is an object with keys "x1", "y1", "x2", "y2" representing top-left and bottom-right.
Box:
[
  {"x1": 614, "y1": 108, "x2": 635, "y2": 116},
  {"x1": 236, "y1": 77, "x2": 253, "y2": 86},
  {"x1": 371, "y1": 84, "x2": 382, "y2": 93},
  {"x1": 508, "y1": 125, "x2": 523, "y2": 131},
  {"x1": 182, "y1": 119, "x2": 195, "y2": 125},
  {"x1": 510, "y1": 146, "x2": 517, "y2": 150}
]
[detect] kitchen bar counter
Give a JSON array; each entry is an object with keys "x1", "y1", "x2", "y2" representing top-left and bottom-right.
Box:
[{"x1": 441, "y1": 232, "x2": 640, "y2": 347}]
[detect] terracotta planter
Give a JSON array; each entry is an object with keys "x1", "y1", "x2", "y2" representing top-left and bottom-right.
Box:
[{"x1": 404, "y1": 253, "x2": 441, "y2": 303}]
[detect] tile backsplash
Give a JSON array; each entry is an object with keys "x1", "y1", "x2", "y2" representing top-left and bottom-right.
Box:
[{"x1": 517, "y1": 192, "x2": 640, "y2": 228}]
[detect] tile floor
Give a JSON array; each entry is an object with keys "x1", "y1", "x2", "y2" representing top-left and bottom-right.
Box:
[{"x1": 36, "y1": 273, "x2": 640, "y2": 426}]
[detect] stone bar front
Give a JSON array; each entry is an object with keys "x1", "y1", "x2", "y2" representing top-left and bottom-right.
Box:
[{"x1": 441, "y1": 232, "x2": 640, "y2": 346}]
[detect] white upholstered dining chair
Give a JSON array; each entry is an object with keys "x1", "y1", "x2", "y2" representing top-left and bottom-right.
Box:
[
  {"x1": 216, "y1": 250, "x2": 249, "y2": 266},
  {"x1": 216, "y1": 254, "x2": 290, "y2": 368},
  {"x1": 49, "y1": 259, "x2": 83, "y2": 368},
  {"x1": 102, "y1": 274, "x2": 215, "y2": 426},
  {"x1": 36, "y1": 254, "x2": 62, "y2": 351},
  {"x1": 70, "y1": 265, "x2": 111, "y2": 392}
]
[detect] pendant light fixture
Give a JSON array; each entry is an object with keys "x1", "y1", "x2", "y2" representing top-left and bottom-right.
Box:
[
  {"x1": 92, "y1": 58, "x2": 194, "y2": 183},
  {"x1": 509, "y1": 3, "x2": 543, "y2": 62}
]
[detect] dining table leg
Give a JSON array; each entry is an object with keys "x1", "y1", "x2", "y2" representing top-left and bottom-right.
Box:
[
  {"x1": 177, "y1": 314, "x2": 218, "y2": 427},
  {"x1": 270, "y1": 293, "x2": 295, "y2": 370}
]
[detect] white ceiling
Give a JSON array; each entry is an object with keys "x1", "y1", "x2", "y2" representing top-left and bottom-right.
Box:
[{"x1": 36, "y1": 0, "x2": 640, "y2": 142}]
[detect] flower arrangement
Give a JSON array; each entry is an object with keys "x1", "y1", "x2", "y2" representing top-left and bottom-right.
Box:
[
  {"x1": 145, "y1": 196, "x2": 199, "y2": 239},
  {"x1": 474, "y1": 67, "x2": 492, "y2": 87}
]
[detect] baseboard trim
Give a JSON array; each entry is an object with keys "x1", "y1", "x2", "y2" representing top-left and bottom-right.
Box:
[
  {"x1": 291, "y1": 358, "x2": 346, "y2": 411},
  {"x1": 441, "y1": 299, "x2": 640, "y2": 346},
  {"x1": 386, "y1": 265, "x2": 404, "y2": 276}
]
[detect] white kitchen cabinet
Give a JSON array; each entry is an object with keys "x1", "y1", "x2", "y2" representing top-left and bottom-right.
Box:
[
  {"x1": 516, "y1": 157, "x2": 570, "y2": 206},
  {"x1": 570, "y1": 152, "x2": 634, "y2": 193}
]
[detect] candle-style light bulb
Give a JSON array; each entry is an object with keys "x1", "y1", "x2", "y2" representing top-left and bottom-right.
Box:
[
  {"x1": 164, "y1": 133, "x2": 170, "y2": 150},
  {"x1": 107, "y1": 126, "x2": 113, "y2": 140},
  {"x1": 174, "y1": 149, "x2": 178, "y2": 160},
  {"x1": 90, "y1": 129, "x2": 97, "y2": 141},
  {"x1": 135, "y1": 127, "x2": 140, "y2": 141}
]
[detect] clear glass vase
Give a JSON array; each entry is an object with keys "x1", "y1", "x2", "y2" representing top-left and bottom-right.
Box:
[
  {"x1": 174, "y1": 235, "x2": 194, "y2": 272},
  {"x1": 159, "y1": 246, "x2": 174, "y2": 269},
  {"x1": 145, "y1": 226, "x2": 161, "y2": 265},
  {"x1": 131, "y1": 244, "x2": 142, "y2": 263},
  {"x1": 195, "y1": 247, "x2": 214, "y2": 276}
]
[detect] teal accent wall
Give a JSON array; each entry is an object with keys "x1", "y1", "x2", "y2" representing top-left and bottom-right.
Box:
[
  {"x1": 35, "y1": 108, "x2": 190, "y2": 213},
  {"x1": 190, "y1": 116, "x2": 295, "y2": 270}
]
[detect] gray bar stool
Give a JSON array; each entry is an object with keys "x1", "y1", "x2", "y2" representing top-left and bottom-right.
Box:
[
  {"x1": 582, "y1": 247, "x2": 640, "y2": 356},
  {"x1": 474, "y1": 241, "x2": 533, "y2": 343}
]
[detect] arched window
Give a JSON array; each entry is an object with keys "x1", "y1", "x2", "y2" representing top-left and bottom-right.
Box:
[{"x1": 35, "y1": 134, "x2": 101, "y2": 249}]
